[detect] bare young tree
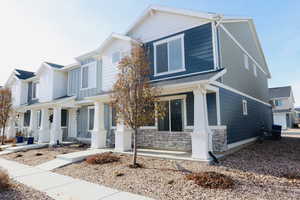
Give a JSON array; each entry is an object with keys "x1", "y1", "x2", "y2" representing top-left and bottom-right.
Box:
[
  {"x1": 111, "y1": 44, "x2": 165, "y2": 167},
  {"x1": 0, "y1": 88, "x2": 12, "y2": 145}
]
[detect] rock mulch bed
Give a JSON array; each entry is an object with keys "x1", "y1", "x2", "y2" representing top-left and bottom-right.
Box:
[
  {"x1": 54, "y1": 136, "x2": 300, "y2": 200},
  {"x1": 1, "y1": 144, "x2": 89, "y2": 166},
  {"x1": 0, "y1": 180, "x2": 53, "y2": 200}
]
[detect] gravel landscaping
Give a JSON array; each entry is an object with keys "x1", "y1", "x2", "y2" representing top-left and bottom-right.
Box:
[
  {"x1": 0, "y1": 180, "x2": 53, "y2": 200},
  {"x1": 1, "y1": 144, "x2": 89, "y2": 166},
  {"x1": 54, "y1": 136, "x2": 300, "y2": 200}
]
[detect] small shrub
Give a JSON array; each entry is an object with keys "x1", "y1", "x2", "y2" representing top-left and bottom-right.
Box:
[
  {"x1": 15, "y1": 154, "x2": 23, "y2": 158},
  {"x1": 167, "y1": 180, "x2": 174, "y2": 185},
  {"x1": 0, "y1": 169, "x2": 11, "y2": 191},
  {"x1": 282, "y1": 172, "x2": 300, "y2": 180},
  {"x1": 185, "y1": 171, "x2": 234, "y2": 189},
  {"x1": 86, "y1": 152, "x2": 120, "y2": 165},
  {"x1": 35, "y1": 153, "x2": 43, "y2": 156}
]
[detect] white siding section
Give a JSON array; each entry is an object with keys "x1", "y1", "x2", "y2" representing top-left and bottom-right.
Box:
[
  {"x1": 127, "y1": 11, "x2": 207, "y2": 42},
  {"x1": 38, "y1": 67, "x2": 53, "y2": 102},
  {"x1": 10, "y1": 79, "x2": 28, "y2": 106},
  {"x1": 102, "y1": 39, "x2": 132, "y2": 91},
  {"x1": 53, "y1": 70, "x2": 68, "y2": 99}
]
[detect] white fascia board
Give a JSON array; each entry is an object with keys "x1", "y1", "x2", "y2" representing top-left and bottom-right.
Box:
[
  {"x1": 61, "y1": 62, "x2": 81, "y2": 71},
  {"x1": 84, "y1": 93, "x2": 111, "y2": 102},
  {"x1": 125, "y1": 5, "x2": 218, "y2": 35}
]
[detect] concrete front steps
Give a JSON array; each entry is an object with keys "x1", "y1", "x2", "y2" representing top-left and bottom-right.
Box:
[{"x1": 0, "y1": 143, "x2": 48, "y2": 155}]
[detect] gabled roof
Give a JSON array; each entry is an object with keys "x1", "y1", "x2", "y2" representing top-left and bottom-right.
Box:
[
  {"x1": 75, "y1": 33, "x2": 138, "y2": 61},
  {"x1": 15, "y1": 69, "x2": 35, "y2": 80},
  {"x1": 269, "y1": 86, "x2": 292, "y2": 99},
  {"x1": 125, "y1": 5, "x2": 219, "y2": 34},
  {"x1": 45, "y1": 62, "x2": 64, "y2": 69}
]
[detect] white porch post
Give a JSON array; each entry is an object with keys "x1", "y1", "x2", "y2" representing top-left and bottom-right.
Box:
[
  {"x1": 39, "y1": 108, "x2": 50, "y2": 143},
  {"x1": 68, "y1": 108, "x2": 77, "y2": 138},
  {"x1": 91, "y1": 101, "x2": 107, "y2": 149},
  {"x1": 191, "y1": 87, "x2": 210, "y2": 161},
  {"x1": 50, "y1": 106, "x2": 63, "y2": 145},
  {"x1": 29, "y1": 109, "x2": 38, "y2": 139},
  {"x1": 6, "y1": 117, "x2": 16, "y2": 139},
  {"x1": 115, "y1": 119, "x2": 132, "y2": 152},
  {"x1": 19, "y1": 113, "x2": 24, "y2": 131}
]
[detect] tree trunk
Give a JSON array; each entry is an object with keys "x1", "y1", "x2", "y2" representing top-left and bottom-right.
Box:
[
  {"x1": 1, "y1": 126, "x2": 5, "y2": 145},
  {"x1": 132, "y1": 128, "x2": 138, "y2": 166}
]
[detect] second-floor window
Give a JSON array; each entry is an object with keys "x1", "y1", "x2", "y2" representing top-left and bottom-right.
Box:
[
  {"x1": 32, "y1": 82, "x2": 37, "y2": 99},
  {"x1": 274, "y1": 99, "x2": 283, "y2": 107},
  {"x1": 81, "y1": 61, "x2": 97, "y2": 89},
  {"x1": 154, "y1": 34, "x2": 185, "y2": 76}
]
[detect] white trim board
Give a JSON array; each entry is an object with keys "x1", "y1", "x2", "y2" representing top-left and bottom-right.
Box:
[
  {"x1": 212, "y1": 81, "x2": 271, "y2": 107},
  {"x1": 227, "y1": 137, "x2": 258, "y2": 150}
]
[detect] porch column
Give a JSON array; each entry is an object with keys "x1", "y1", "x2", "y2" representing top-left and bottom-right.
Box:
[
  {"x1": 6, "y1": 117, "x2": 16, "y2": 139},
  {"x1": 91, "y1": 101, "x2": 107, "y2": 149},
  {"x1": 38, "y1": 108, "x2": 50, "y2": 143},
  {"x1": 50, "y1": 106, "x2": 63, "y2": 145},
  {"x1": 115, "y1": 119, "x2": 132, "y2": 152},
  {"x1": 19, "y1": 113, "x2": 24, "y2": 131},
  {"x1": 68, "y1": 108, "x2": 77, "y2": 138},
  {"x1": 191, "y1": 87, "x2": 210, "y2": 161},
  {"x1": 29, "y1": 109, "x2": 38, "y2": 139}
]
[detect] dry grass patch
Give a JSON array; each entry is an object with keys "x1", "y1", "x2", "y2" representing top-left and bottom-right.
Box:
[
  {"x1": 0, "y1": 169, "x2": 11, "y2": 192},
  {"x1": 281, "y1": 172, "x2": 300, "y2": 180},
  {"x1": 186, "y1": 171, "x2": 234, "y2": 189},
  {"x1": 86, "y1": 152, "x2": 120, "y2": 165}
]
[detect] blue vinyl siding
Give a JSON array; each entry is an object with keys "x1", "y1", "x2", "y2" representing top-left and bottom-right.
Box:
[
  {"x1": 146, "y1": 23, "x2": 214, "y2": 80},
  {"x1": 186, "y1": 92, "x2": 218, "y2": 126},
  {"x1": 219, "y1": 87, "x2": 273, "y2": 144}
]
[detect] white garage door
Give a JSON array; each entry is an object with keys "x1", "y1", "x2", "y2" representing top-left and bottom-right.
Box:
[{"x1": 273, "y1": 113, "x2": 287, "y2": 129}]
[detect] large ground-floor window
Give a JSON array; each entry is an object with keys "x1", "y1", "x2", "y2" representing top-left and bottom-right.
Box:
[{"x1": 158, "y1": 98, "x2": 184, "y2": 132}]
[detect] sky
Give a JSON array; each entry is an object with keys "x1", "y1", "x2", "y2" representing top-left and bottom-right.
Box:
[{"x1": 0, "y1": 0, "x2": 299, "y2": 105}]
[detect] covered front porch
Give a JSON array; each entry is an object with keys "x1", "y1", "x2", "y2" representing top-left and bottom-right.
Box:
[
  {"x1": 15, "y1": 96, "x2": 78, "y2": 145},
  {"x1": 87, "y1": 70, "x2": 228, "y2": 161}
]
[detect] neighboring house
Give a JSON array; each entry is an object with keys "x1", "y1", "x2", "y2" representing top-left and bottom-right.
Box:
[
  {"x1": 269, "y1": 86, "x2": 295, "y2": 129},
  {"x1": 294, "y1": 108, "x2": 300, "y2": 127},
  {"x1": 5, "y1": 5, "x2": 273, "y2": 161}
]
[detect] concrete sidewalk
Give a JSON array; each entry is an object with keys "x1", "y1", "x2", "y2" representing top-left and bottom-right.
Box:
[{"x1": 0, "y1": 158, "x2": 153, "y2": 200}]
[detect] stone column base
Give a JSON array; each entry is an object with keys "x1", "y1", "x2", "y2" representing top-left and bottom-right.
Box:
[
  {"x1": 115, "y1": 130, "x2": 132, "y2": 152},
  {"x1": 38, "y1": 129, "x2": 50, "y2": 143},
  {"x1": 91, "y1": 129, "x2": 107, "y2": 149},
  {"x1": 50, "y1": 128, "x2": 63, "y2": 145},
  {"x1": 191, "y1": 132, "x2": 210, "y2": 161}
]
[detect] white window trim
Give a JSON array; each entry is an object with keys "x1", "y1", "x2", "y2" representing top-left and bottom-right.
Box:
[
  {"x1": 242, "y1": 100, "x2": 248, "y2": 116},
  {"x1": 80, "y1": 61, "x2": 97, "y2": 90},
  {"x1": 244, "y1": 54, "x2": 249, "y2": 70},
  {"x1": 37, "y1": 110, "x2": 41, "y2": 128},
  {"x1": 32, "y1": 82, "x2": 38, "y2": 100},
  {"x1": 158, "y1": 95, "x2": 186, "y2": 132},
  {"x1": 87, "y1": 106, "x2": 95, "y2": 131},
  {"x1": 153, "y1": 34, "x2": 186, "y2": 77},
  {"x1": 253, "y1": 63, "x2": 257, "y2": 77}
]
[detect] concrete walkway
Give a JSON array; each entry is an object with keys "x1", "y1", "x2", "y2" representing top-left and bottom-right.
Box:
[{"x1": 0, "y1": 158, "x2": 153, "y2": 200}]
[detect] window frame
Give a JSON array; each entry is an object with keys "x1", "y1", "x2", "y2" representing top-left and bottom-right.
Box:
[
  {"x1": 253, "y1": 63, "x2": 257, "y2": 77},
  {"x1": 110, "y1": 106, "x2": 116, "y2": 129},
  {"x1": 242, "y1": 100, "x2": 248, "y2": 116},
  {"x1": 157, "y1": 95, "x2": 186, "y2": 132},
  {"x1": 244, "y1": 54, "x2": 249, "y2": 70},
  {"x1": 153, "y1": 34, "x2": 186, "y2": 76},
  {"x1": 87, "y1": 106, "x2": 95, "y2": 131},
  {"x1": 80, "y1": 61, "x2": 97, "y2": 90},
  {"x1": 32, "y1": 82, "x2": 38, "y2": 100}
]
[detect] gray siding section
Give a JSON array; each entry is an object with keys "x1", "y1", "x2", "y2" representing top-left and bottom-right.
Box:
[
  {"x1": 77, "y1": 106, "x2": 91, "y2": 138},
  {"x1": 219, "y1": 87, "x2": 273, "y2": 144},
  {"x1": 218, "y1": 26, "x2": 269, "y2": 102},
  {"x1": 222, "y1": 22, "x2": 268, "y2": 73},
  {"x1": 68, "y1": 58, "x2": 102, "y2": 100}
]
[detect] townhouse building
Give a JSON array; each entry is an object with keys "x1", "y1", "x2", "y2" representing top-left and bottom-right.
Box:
[{"x1": 5, "y1": 5, "x2": 273, "y2": 161}]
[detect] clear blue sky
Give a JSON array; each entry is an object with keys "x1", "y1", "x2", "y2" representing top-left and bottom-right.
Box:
[{"x1": 0, "y1": 0, "x2": 299, "y2": 104}]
